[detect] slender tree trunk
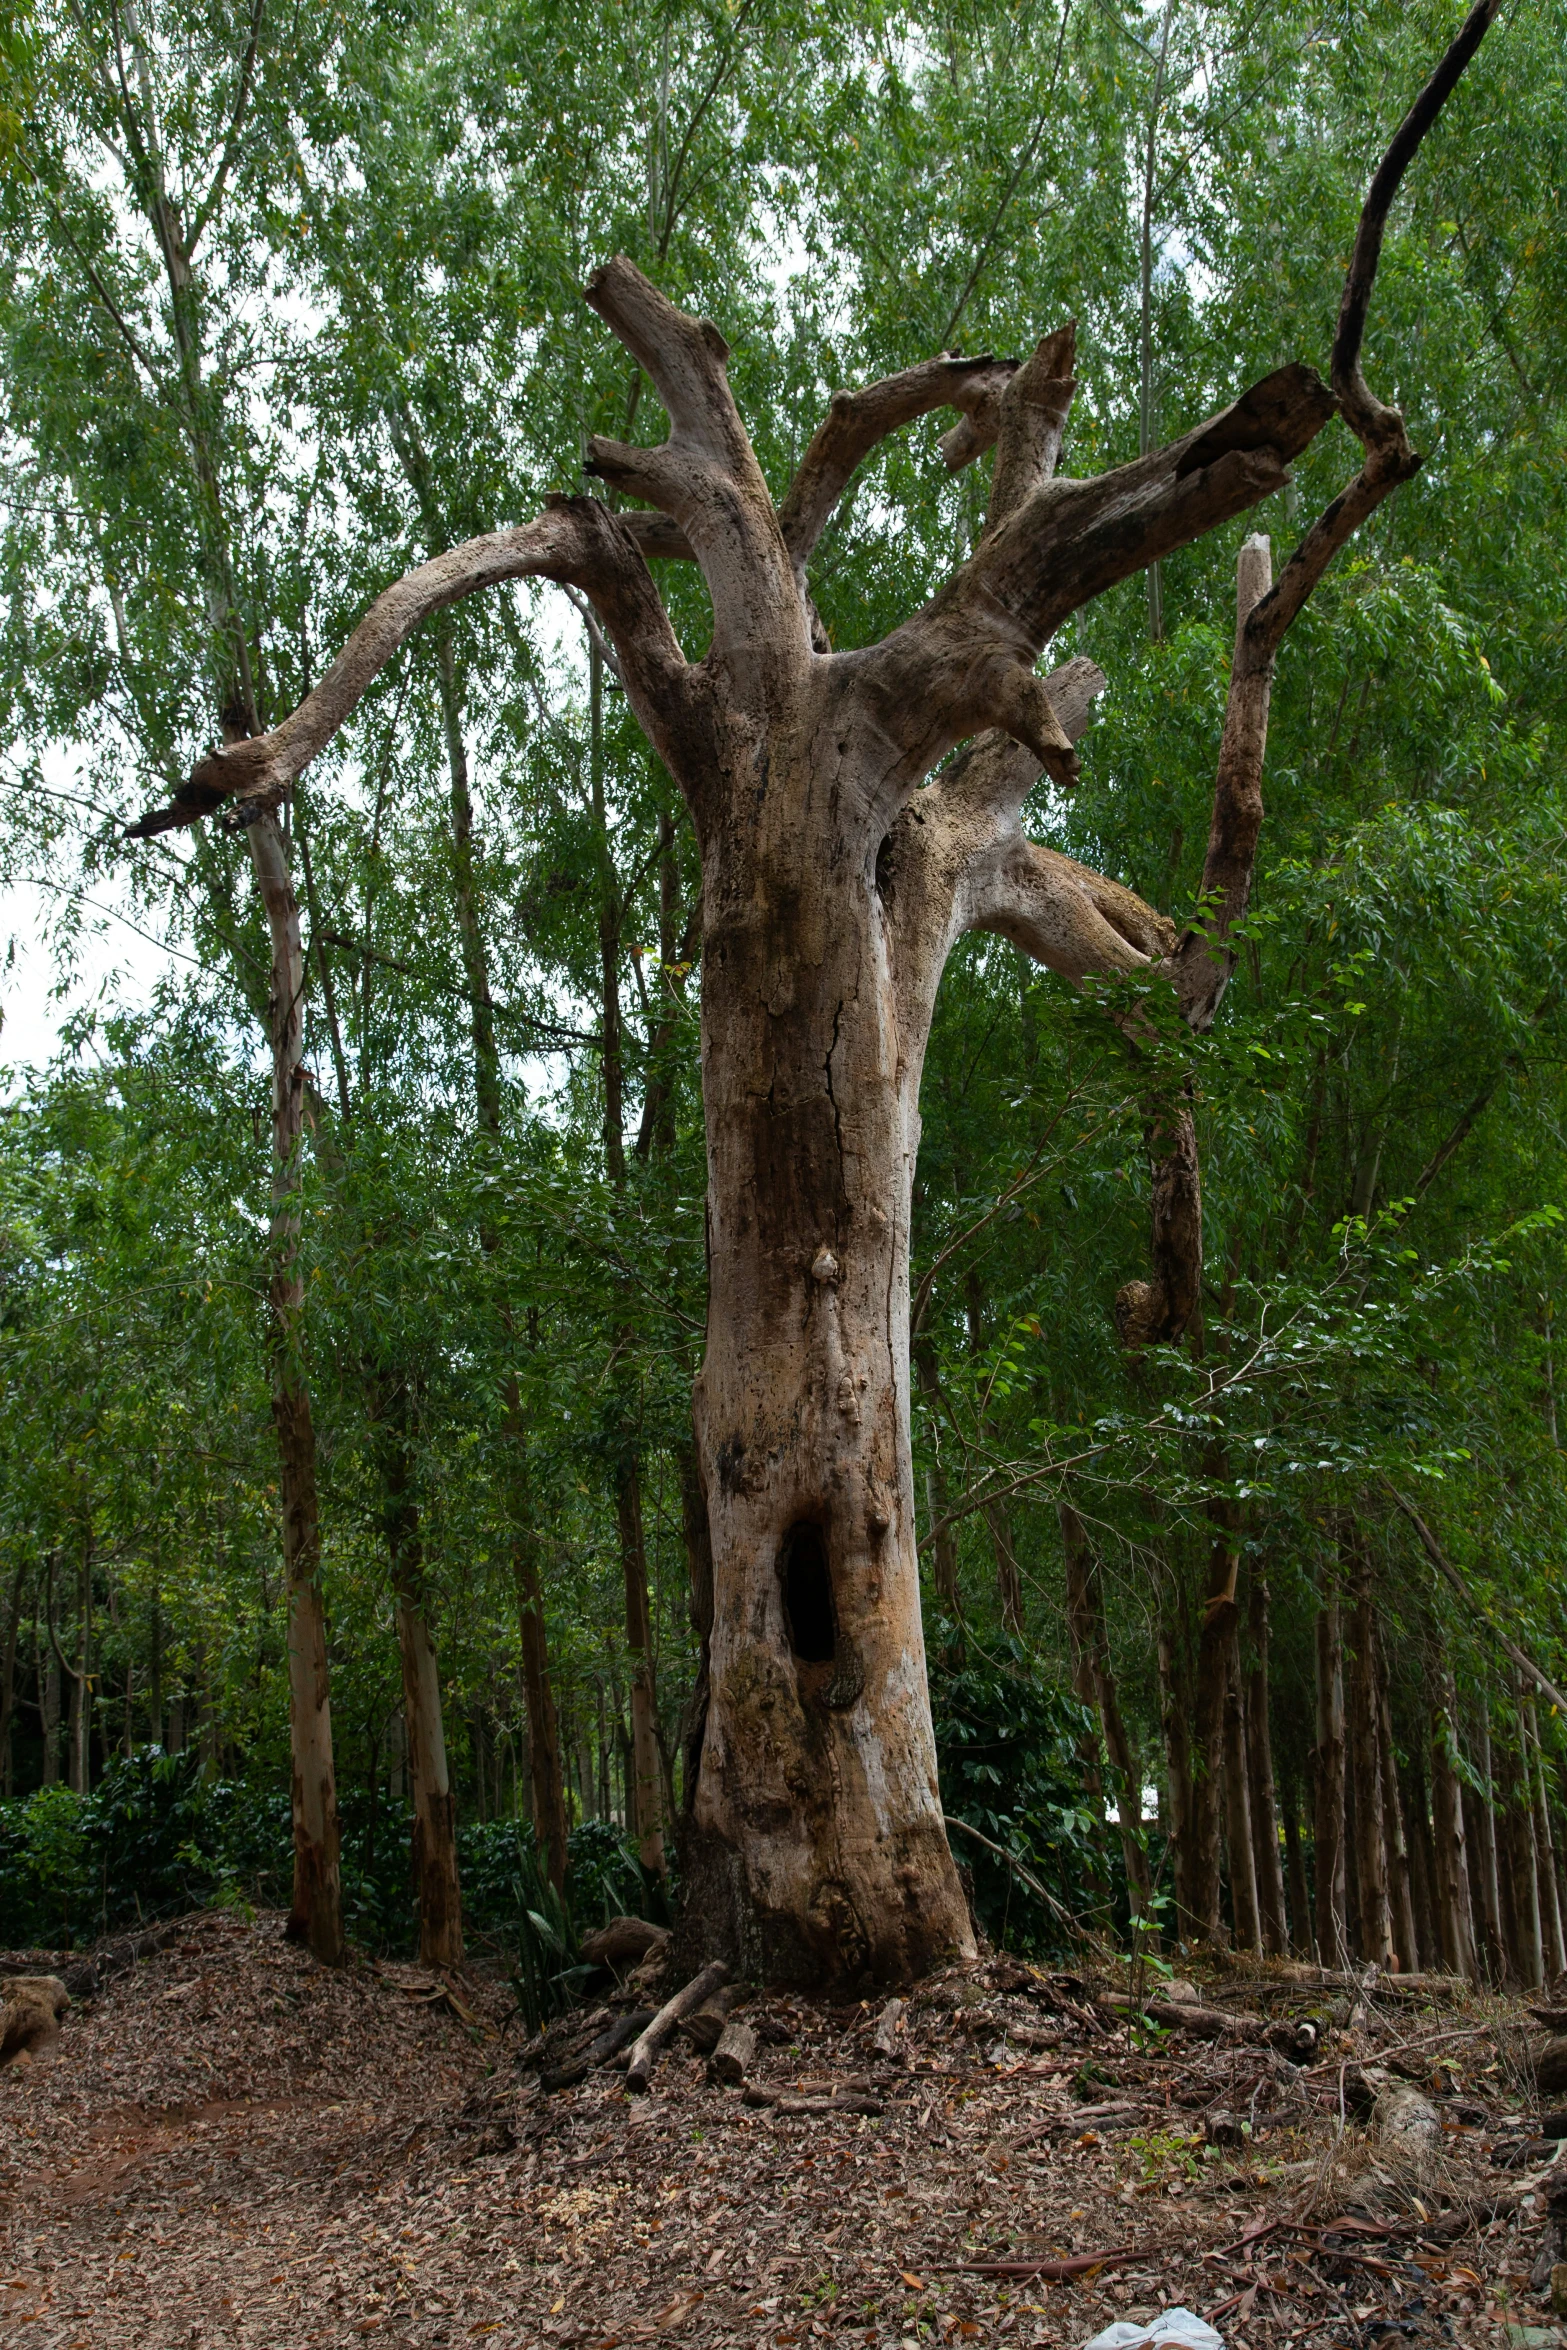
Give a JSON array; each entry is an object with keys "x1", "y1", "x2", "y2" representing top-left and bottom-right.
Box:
[
  {"x1": 1430, "y1": 1667, "x2": 1478, "y2": 1980},
  {"x1": 1403, "y1": 1748, "x2": 1438, "y2": 1970},
  {"x1": 65, "y1": 1578, "x2": 86, "y2": 1796},
  {"x1": 1060, "y1": 1503, "x2": 1153, "y2": 1919},
  {"x1": 1467, "y1": 1703, "x2": 1504, "y2": 1982},
  {"x1": 1188, "y1": 1513, "x2": 1239, "y2": 1942},
  {"x1": 378, "y1": 1407, "x2": 463, "y2": 1969},
  {"x1": 1224, "y1": 1665, "x2": 1262, "y2": 1955},
  {"x1": 913, "y1": 1339, "x2": 960, "y2": 1612},
  {"x1": 247, "y1": 811, "x2": 343, "y2": 1963},
  {"x1": 1158, "y1": 1613, "x2": 1196, "y2": 1934},
  {"x1": 1244, "y1": 1570, "x2": 1287, "y2": 1955},
  {"x1": 40, "y1": 1599, "x2": 61, "y2": 1787},
  {"x1": 1313, "y1": 1591, "x2": 1347, "y2": 1968},
  {"x1": 149, "y1": 1583, "x2": 164, "y2": 1751},
  {"x1": 1526, "y1": 1699, "x2": 1567, "y2": 1978},
  {"x1": 1346, "y1": 1549, "x2": 1392, "y2": 1966},
  {"x1": 987, "y1": 1501, "x2": 1024, "y2": 1634},
  {"x1": 1283, "y1": 1784, "x2": 1310, "y2": 1958},
  {"x1": 516, "y1": 1524, "x2": 570, "y2": 1889},
  {"x1": 1375, "y1": 1634, "x2": 1418, "y2": 1972},
  {"x1": 1505, "y1": 1680, "x2": 1544, "y2": 1988},
  {"x1": 617, "y1": 1460, "x2": 667, "y2": 1877},
  {"x1": 0, "y1": 1566, "x2": 24, "y2": 1798}
]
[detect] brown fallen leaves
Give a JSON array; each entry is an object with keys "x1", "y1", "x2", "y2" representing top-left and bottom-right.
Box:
[{"x1": 0, "y1": 1913, "x2": 1555, "y2": 2350}]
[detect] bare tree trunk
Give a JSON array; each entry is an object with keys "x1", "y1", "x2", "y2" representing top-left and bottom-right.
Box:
[
  {"x1": 1158, "y1": 1613, "x2": 1196, "y2": 1935},
  {"x1": 0, "y1": 1566, "x2": 23, "y2": 1797},
  {"x1": 379, "y1": 1409, "x2": 463, "y2": 1968},
  {"x1": 1052, "y1": 1513, "x2": 1151, "y2": 1917},
  {"x1": 1430, "y1": 1668, "x2": 1478, "y2": 1980},
  {"x1": 1189, "y1": 1513, "x2": 1239, "y2": 1941},
  {"x1": 1403, "y1": 1748, "x2": 1438, "y2": 1970},
  {"x1": 1375, "y1": 1634, "x2": 1418, "y2": 1972},
  {"x1": 516, "y1": 1527, "x2": 570, "y2": 1890},
  {"x1": 1313, "y1": 1592, "x2": 1347, "y2": 1968},
  {"x1": 1466, "y1": 1703, "x2": 1504, "y2": 1982},
  {"x1": 1526, "y1": 1698, "x2": 1567, "y2": 1978},
  {"x1": 617, "y1": 1460, "x2": 666, "y2": 1877},
  {"x1": 987, "y1": 1501, "x2": 1024, "y2": 1634},
  {"x1": 1283, "y1": 1784, "x2": 1310, "y2": 1958},
  {"x1": 1346, "y1": 1551, "x2": 1392, "y2": 1966},
  {"x1": 1224, "y1": 1666, "x2": 1262, "y2": 1955},
  {"x1": 1060, "y1": 1504, "x2": 1153, "y2": 1920},
  {"x1": 247, "y1": 811, "x2": 343, "y2": 1964},
  {"x1": 913, "y1": 1339, "x2": 960, "y2": 1612},
  {"x1": 1245, "y1": 1570, "x2": 1287, "y2": 1955},
  {"x1": 1506, "y1": 1679, "x2": 1544, "y2": 1988},
  {"x1": 40, "y1": 1609, "x2": 60, "y2": 1788},
  {"x1": 676, "y1": 1443, "x2": 715, "y2": 1816},
  {"x1": 65, "y1": 1545, "x2": 88, "y2": 1796}
]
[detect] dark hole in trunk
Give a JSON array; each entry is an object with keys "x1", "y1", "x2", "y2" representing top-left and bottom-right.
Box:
[{"x1": 779, "y1": 1523, "x2": 836, "y2": 1663}]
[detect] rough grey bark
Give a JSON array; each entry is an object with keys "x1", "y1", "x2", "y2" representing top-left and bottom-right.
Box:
[{"x1": 127, "y1": 6, "x2": 1498, "y2": 1983}]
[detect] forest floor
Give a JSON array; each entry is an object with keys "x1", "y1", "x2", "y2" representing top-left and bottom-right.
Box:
[{"x1": 0, "y1": 1907, "x2": 1560, "y2": 2350}]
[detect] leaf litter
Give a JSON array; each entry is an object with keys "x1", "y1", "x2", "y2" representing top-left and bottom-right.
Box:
[{"x1": 0, "y1": 1912, "x2": 1560, "y2": 2349}]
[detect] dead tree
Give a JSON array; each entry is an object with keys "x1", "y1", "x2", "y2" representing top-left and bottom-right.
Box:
[{"x1": 129, "y1": 4, "x2": 1499, "y2": 1986}]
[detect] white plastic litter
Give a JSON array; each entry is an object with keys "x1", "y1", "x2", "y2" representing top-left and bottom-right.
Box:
[{"x1": 1082, "y1": 2311, "x2": 1224, "y2": 2350}]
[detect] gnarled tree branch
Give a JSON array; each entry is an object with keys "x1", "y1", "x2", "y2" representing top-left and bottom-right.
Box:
[{"x1": 127, "y1": 500, "x2": 692, "y2": 837}]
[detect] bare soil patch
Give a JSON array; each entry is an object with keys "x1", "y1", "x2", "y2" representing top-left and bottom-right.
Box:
[{"x1": 0, "y1": 1912, "x2": 1558, "y2": 2349}]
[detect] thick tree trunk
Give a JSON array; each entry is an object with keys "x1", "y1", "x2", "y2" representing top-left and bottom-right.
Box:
[
  {"x1": 1346, "y1": 1556, "x2": 1392, "y2": 1966},
  {"x1": 247, "y1": 812, "x2": 343, "y2": 1964},
  {"x1": 1313, "y1": 1593, "x2": 1347, "y2": 1968},
  {"x1": 1430, "y1": 1669, "x2": 1478, "y2": 1981},
  {"x1": 1244, "y1": 1570, "x2": 1288, "y2": 1956},
  {"x1": 682, "y1": 831, "x2": 973, "y2": 1988},
  {"x1": 617, "y1": 1458, "x2": 667, "y2": 1877}
]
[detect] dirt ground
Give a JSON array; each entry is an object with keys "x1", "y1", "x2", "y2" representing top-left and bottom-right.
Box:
[{"x1": 0, "y1": 1909, "x2": 1560, "y2": 2350}]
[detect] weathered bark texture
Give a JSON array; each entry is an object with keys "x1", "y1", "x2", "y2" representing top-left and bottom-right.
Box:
[
  {"x1": 247, "y1": 811, "x2": 343, "y2": 1965},
  {"x1": 127, "y1": 5, "x2": 1498, "y2": 1984}
]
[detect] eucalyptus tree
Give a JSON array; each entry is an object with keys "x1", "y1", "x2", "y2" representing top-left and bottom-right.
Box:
[{"x1": 0, "y1": 0, "x2": 351, "y2": 1955}]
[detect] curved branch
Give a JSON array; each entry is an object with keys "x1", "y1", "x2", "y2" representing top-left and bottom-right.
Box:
[
  {"x1": 966, "y1": 837, "x2": 1175, "y2": 982},
  {"x1": 984, "y1": 321, "x2": 1075, "y2": 534},
  {"x1": 777, "y1": 352, "x2": 1011, "y2": 571},
  {"x1": 1333, "y1": 0, "x2": 1501, "y2": 448},
  {"x1": 126, "y1": 500, "x2": 692, "y2": 837}
]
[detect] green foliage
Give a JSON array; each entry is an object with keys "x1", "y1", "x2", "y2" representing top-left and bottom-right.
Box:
[{"x1": 930, "y1": 1638, "x2": 1114, "y2": 1956}]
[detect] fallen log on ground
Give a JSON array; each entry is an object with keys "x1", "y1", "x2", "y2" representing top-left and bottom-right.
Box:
[
  {"x1": 626, "y1": 1962, "x2": 728, "y2": 2094},
  {"x1": 540, "y1": 2007, "x2": 653, "y2": 2092},
  {"x1": 710, "y1": 2019, "x2": 757, "y2": 2084},
  {"x1": 1096, "y1": 1991, "x2": 1317, "y2": 2058}
]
